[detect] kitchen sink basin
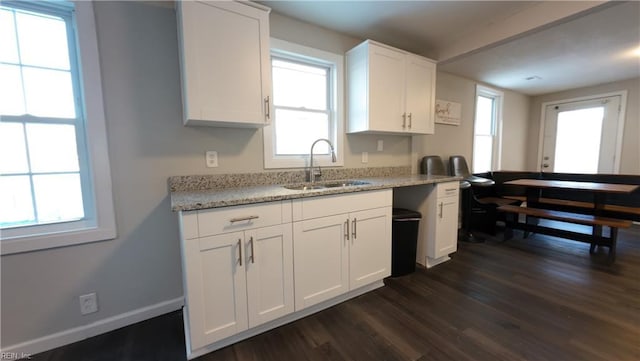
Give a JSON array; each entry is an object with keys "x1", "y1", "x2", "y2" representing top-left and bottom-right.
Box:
[
  {"x1": 283, "y1": 180, "x2": 369, "y2": 191},
  {"x1": 283, "y1": 184, "x2": 326, "y2": 191},
  {"x1": 322, "y1": 180, "x2": 370, "y2": 188}
]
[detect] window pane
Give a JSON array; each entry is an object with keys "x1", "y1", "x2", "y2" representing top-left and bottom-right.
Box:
[
  {"x1": 0, "y1": 9, "x2": 19, "y2": 63},
  {"x1": 554, "y1": 107, "x2": 604, "y2": 174},
  {"x1": 475, "y1": 95, "x2": 494, "y2": 135},
  {"x1": 0, "y1": 122, "x2": 29, "y2": 174},
  {"x1": 0, "y1": 64, "x2": 26, "y2": 115},
  {"x1": 473, "y1": 135, "x2": 493, "y2": 173},
  {"x1": 273, "y1": 59, "x2": 327, "y2": 110},
  {"x1": 16, "y1": 9, "x2": 70, "y2": 70},
  {"x1": 33, "y1": 173, "x2": 84, "y2": 223},
  {"x1": 0, "y1": 175, "x2": 34, "y2": 227},
  {"x1": 23, "y1": 67, "x2": 76, "y2": 118},
  {"x1": 26, "y1": 123, "x2": 80, "y2": 173},
  {"x1": 275, "y1": 109, "x2": 329, "y2": 155}
]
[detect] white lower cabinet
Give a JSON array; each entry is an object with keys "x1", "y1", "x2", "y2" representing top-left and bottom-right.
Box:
[
  {"x1": 292, "y1": 190, "x2": 392, "y2": 310},
  {"x1": 292, "y1": 214, "x2": 349, "y2": 309},
  {"x1": 179, "y1": 189, "x2": 393, "y2": 358},
  {"x1": 183, "y1": 231, "x2": 248, "y2": 350},
  {"x1": 180, "y1": 201, "x2": 294, "y2": 355}
]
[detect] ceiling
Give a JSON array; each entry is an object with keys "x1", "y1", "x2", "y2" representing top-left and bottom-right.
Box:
[{"x1": 260, "y1": 1, "x2": 640, "y2": 96}]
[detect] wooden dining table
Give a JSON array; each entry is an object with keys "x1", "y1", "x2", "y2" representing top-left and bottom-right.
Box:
[
  {"x1": 500, "y1": 178, "x2": 638, "y2": 262},
  {"x1": 503, "y1": 179, "x2": 639, "y2": 211}
]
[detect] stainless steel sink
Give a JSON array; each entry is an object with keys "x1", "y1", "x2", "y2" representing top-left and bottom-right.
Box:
[
  {"x1": 283, "y1": 180, "x2": 369, "y2": 191},
  {"x1": 322, "y1": 180, "x2": 370, "y2": 188},
  {"x1": 283, "y1": 184, "x2": 326, "y2": 191}
]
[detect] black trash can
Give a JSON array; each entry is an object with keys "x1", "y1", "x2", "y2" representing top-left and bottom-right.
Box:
[{"x1": 391, "y1": 208, "x2": 422, "y2": 277}]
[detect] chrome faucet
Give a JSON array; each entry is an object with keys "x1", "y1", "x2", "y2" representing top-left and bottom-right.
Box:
[{"x1": 309, "y1": 138, "x2": 337, "y2": 183}]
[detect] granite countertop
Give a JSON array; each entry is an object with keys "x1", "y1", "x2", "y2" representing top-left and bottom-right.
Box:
[{"x1": 170, "y1": 174, "x2": 461, "y2": 212}]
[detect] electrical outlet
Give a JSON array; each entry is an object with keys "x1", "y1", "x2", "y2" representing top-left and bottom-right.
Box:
[
  {"x1": 205, "y1": 151, "x2": 218, "y2": 168},
  {"x1": 79, "y1": 293, "x2": 98, "y2": 315},
  {"x1": 361, "y1": 152, "x2": 368, "y2": 163},
  {"x1": 377, "y1": 139, "x2": 383, "y2": 151}
]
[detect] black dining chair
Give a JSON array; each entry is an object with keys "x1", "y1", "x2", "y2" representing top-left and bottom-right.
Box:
[{"x1": 448, "y1": 155, "x2": 518, "y2": 241}]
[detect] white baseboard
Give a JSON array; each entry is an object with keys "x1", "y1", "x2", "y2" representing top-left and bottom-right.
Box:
[{"x1": 1, "y1": 297, "x2": 184, "y2": 357}]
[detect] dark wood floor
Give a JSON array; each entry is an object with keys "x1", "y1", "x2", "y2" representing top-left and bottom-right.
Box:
[{"x1": 32, "y1": 225, "x2": 640, "y2": 361}]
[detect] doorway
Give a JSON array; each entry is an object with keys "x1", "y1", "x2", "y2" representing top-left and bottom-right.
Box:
[{"x1": 539, "y1": 93, "x2": 625, "y2": 174}]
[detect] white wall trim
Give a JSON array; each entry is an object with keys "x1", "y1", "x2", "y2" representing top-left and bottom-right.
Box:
[
  {"x1": 1, "y1": 297, "x2": 184, "y2": 357},
  {"x1": 536, "y1": 90, "x2": 628, "y2": 173}
]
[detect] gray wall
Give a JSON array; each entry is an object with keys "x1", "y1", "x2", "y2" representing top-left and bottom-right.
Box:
[
  {"x1": 527, "y1": 77, "x2": 640, "y2": 174},
  {"x1": 415, "y1": 71, "x2": 530, "y2": 173}
]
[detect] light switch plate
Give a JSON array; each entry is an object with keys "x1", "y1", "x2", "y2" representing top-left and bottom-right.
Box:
[
  {"x1": 361, "y1": 152, "x2": 368, "y2": 163},
  {"x1": 377, "y1": 139, "x2": 383, "y2": 151}
]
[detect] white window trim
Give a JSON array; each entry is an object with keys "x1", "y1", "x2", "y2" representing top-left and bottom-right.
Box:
[
  {"x1": 1, "y1": 1, "x2": 116, "y2": 255},
  {"x1": 263, "y1": 38, "x2": 344, "y2": 169},
  {"x1": 473, "y1": 84, "x2": 503, "y2": 173}
]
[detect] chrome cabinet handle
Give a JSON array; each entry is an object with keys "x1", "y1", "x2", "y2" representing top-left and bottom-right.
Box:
[
  {"x1": 250, "y1": 236, "x2": 255, "y2": 264},
  {"x1": 237, "y1": 239, "x2": 243, "y2": 266},
  {"x1": 408, "y1": 113, "x2": 412, "y2": 128},
  {"x1": 352, "y1": 218, "x2": 357, "y2": 239},
  {"x1": 439, "y1": 202, "x2": 444, "y2": 218},
  {"x1": 402, "y1": 113, "x2": 407, "y2": 128},
  {"x1": 230, "y1": 215, "x2": 259, "y2": 223},
  {"x1": 264, "y1": 96, "x2": 270, "y2": 121},
  {"x1": 345, "y1": 219, "x2": 350, "y2": 241}
]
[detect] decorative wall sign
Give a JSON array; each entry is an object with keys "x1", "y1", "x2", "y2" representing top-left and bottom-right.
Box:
[{"x1": 434, "y1": 99, "x2": 461, "y2": 125}]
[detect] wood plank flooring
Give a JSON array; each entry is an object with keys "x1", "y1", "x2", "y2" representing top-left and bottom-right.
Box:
[{"x1": 31, "y1": 225, "x2": 640, "y2": 361}]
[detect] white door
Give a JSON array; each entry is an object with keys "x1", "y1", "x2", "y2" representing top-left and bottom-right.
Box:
[
  {"x1": 405, "y1": 55, "x2": 435, "y2": 134},
  {"x1": 433, "y1": 196, "x2": 458, "y2": 259},
  {"x1": 369, "y1": 44, "x2": 406, "y2": 132},
  {"x1": 181, "y1": 1, "x2": 270, "y2": 124},
  {"x1": 541, "y1": 95, "x2": 622, "y2": 173},
  {"x1": 245, "y1": 224, "x2": 294, "y2": 328},
  {"x1": 293, "y1": 214, "x2": 349, "y2": 310},
  {"x1": 349, "y1": 207, "x2": 392, "y2": 289},
  {"x1": 184, "y1": 232, "x2": 248, "y2": 350}
]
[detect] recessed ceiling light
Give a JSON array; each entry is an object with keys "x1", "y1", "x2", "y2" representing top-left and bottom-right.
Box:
[{"x1": 525, "y1": 76, "x2": 542, "y2": 81}]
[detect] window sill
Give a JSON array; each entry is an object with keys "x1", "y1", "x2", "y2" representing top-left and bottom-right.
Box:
[{"x1": 1, "y1": 223, "x2": 116, "y2": 255}]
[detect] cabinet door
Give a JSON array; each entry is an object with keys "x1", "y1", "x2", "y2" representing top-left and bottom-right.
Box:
[
  {"x1": 293, "y1": 214, "x2": 349, "y2": 310},
  {"x1": 434, "y1": 197, "x2": 458, "y2": 258},
  {"x1": 245, "y1": 224, "x2": 294, "y2": 328},
  {"x1": 368, "y1": 44, "x2": 406, "y2": 132},
  {"x1": 184, "y1": 232, "x2": 248, "y2": 350},
  {"x1": 405, "y1": 55, "x2": 436, "y2": 134},
  {"x1": 179, "y1": 1, "x2": 271, "y2": 126},
  {"x1": 349, "y1": 207, "x2": 392, "y2": 289}
]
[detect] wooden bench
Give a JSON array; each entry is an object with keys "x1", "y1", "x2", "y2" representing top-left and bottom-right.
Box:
[
  {"x1": 497, "y1": 204, "x2": 633, "y2": 263},
  {"x1": 503, "y1": 196, "x2": 640, "y2": 217}
]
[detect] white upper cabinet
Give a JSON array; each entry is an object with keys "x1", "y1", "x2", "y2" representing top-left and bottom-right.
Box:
[
  {"x1": 347, "y1": 40, "x2": 436, "y2": 135},
  {"x1": 176, "y1": 1, "x2": 272, "y2": 127}
]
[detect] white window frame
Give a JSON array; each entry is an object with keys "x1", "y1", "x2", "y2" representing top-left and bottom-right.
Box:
[
  {"x1": 1, "y1": 1, "x2": 116, "y2": 255},
  {"x1": 263, "y1": 38, "x2": 344, "y2": 169},
  {"x1": 472, "y1": 84, "x2": 503, "y2": 173}
]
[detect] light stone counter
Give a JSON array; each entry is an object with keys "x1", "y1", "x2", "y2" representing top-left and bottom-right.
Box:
[{"x1": 170, "y1": 173, "x2": 460, "y2": 211}]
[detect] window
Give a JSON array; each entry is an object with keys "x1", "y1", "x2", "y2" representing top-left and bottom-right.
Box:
[
  {"x1": 263, "y1": 38, "x2": 343, "y2": 169},
  {"x1": 472, "y1": 85, "x2": 503, "y2": 173},
  {"x1": 1, "y1": 1, "x2": 115, "y2": 254}
]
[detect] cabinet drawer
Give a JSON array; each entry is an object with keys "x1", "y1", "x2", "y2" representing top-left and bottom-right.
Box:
[
  {"x1": 293, "y1": 189, "x2": 392, "y2": 221},
  {"x1": 437, "y1": 182, "x2": 459, "y2": 198},
  {"x1": 197, "y1": 201, "x2": 290, "y2": 237}
]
